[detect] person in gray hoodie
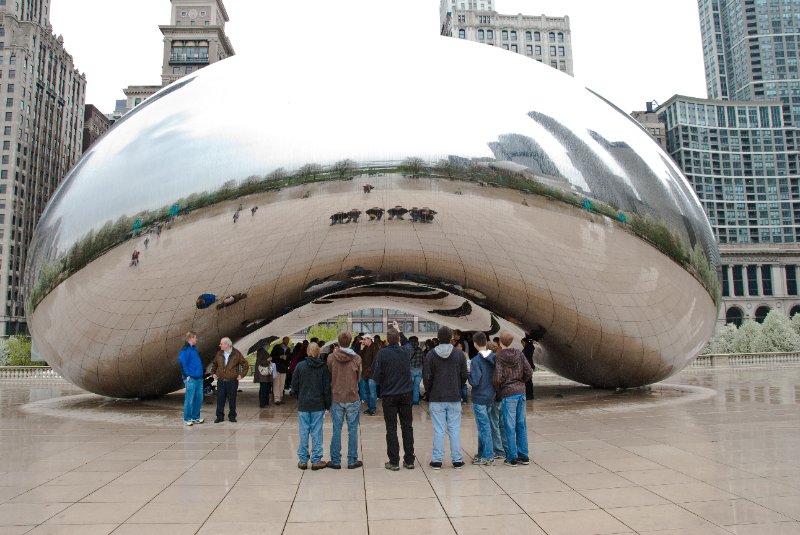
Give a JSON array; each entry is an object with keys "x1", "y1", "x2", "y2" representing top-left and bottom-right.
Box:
[
  {"x1": 468, "y1": 331, "x2": 496, "y2": 465},
  {"x1": 423, "y1": 325, "x2": 468, "y2": 470},
  {"x1": 492, "y1": 331, "x2": 533, "y2": 467},
  {"x1": 327, "y1": 331, "x2": 363, "y2": 470}
]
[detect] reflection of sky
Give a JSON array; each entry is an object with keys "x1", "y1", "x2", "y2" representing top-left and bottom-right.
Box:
[{"x1": 36, "y1": 24, "x2": 709, "y2": 259}]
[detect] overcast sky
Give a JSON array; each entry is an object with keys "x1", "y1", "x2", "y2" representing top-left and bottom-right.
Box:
[{"x1": 49, "y1": 0, "x2": 708, "y2": 115}]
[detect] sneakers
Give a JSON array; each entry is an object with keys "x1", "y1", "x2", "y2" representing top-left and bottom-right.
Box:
[
  {"x1": 326, "y1": 461, "x2": 341, "y2": 470},
  {"x1": 347, "y1": 460, "x2": 363, "y2": 469},
  {"x1": 297, "y1": 461, "x2": 308, "y2": 470},
  {"x1": 364, "y1": 410, "x2": 376, "y2": 416},
  {"x1": 428, "y1": 461, "x2": 442, "y2": 470},
  {"x1": 384, "y1": 462, "x2": 400, "y2": 471},
  {"x1": 192, "y1": 418, "x2": 204, "y2": 424},
  {"x1": 472, "y1": 457, "x2": 492, "y2": 466},
  {"x1": 494, "y1": 454, "x2": 504, "y2": 460},
  {"x1": 310, "y1": 461, "x2": 327, "y2": 471},
  {"x1": 517, "y1": 456, "x2": 530, "y2": 465},
  {"x1": 453, "y1": 461, "x2": 465, "y2": 469},
  {"x1": 472, "y1": 455, "x2": 481, "y2": 464},
  {"x1": 403, "y1": 461, "x2": 415, "y2": 470},
  {"x1": 503, "y1": 459, "x2": 518, "y2": 467},
  {"x1": 214, "y1": 418, "x2": 223, "y2": 423},
  {"x1": 183, "y1": 420, "x2": 193, "y2": 426},
  {"x1": 229, "y1": 418, "x2": 237, "y2": 423}
]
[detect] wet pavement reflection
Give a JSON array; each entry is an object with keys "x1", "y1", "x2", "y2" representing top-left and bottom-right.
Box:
[{"x1": 1, "y1": 365, "x2": 799, "y2": 534}]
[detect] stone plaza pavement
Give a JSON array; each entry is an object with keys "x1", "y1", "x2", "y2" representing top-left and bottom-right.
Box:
[{"x1": 0, "y1": 365, "x2": 799, "y2": 535}]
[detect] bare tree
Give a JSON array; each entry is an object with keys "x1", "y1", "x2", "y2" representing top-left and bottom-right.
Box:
[
  {"x1": 332, "y1": 159, "x2": 357, "y2": 179},
  {"x1": 401, "y1": 157, "x2": 426, "y2": 177}
]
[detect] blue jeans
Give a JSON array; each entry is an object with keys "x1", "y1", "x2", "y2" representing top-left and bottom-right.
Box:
[
  {"x1": 410, "y1": 368, "x2": 423, "y2": 405},
  {"x1": 502, "y1": 394, "x2": 528, "y2": 462},
  {"x1": 183, "y1": 377, "x2": 203, "y2": 422},
  {"x1": 429, "y1": 401, "x2": 463, "y2": 463},
  {"x1": 330, "y1": 401, "x2": 361, "y2": 465},
  {"x1": 472, "y1": 403, "x2": 493, "y2": 460},
  {"x1": 359, "y1": 378, "x2": 377, "y2": 412},
  {"x1": 489, "y1": 401, "x2": 507, "y2": 458},
  {"x1": 297, "y1": 411, "x2": 325, "y2": 463}
]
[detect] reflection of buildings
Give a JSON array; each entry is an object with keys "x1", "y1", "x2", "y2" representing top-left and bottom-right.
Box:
[
  {"x1": 121, "y1": 0, "x2": 234, "y2": 115},
  {"x1": 630, "y1": 103, "x2": 666, "y2": 151},
  {"x1": 296, "y1": 309, "x2": 441, "y2": 340},
  {"x1": 82, "y1": 105, "x2": 112, "y2": 153},
  {"x1": 0, "y1": 0, "x2": 86, "y2": 335},
  {"x1": 439, "y1": 0, "x2": 573, "y2": 76},
  {"x1": 651, "y1": 0, "x2": 800, "y2": 328}
]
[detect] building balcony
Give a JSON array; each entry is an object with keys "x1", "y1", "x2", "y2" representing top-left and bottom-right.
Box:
[{"x1": 169, "y1": 55, "x2": 209, "y2": 65}]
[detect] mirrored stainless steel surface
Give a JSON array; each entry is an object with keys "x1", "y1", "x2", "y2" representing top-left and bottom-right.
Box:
[{"x1": 24, "y1": 31, "x2": 719, "y2": 398}]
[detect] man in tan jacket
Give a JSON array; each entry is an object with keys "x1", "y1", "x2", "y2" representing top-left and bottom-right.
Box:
[
  {"x1": 209, "y1": 337, "x2": 249, "y2": 423},
  {"x1": 327, "y1": 331, "x2": 363, "y2": 469}
]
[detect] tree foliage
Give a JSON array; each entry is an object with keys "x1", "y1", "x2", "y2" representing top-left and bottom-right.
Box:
[
  {"x1": 751, "y1": 310, "x2": 800, "y2": 352},
  {"x1": 6, "y1": 336, "x2": 38, "y2": 366},
  {"x1": 732, "y1": 320, "x2": 761, "y2": 354},
  {"x1": 704, "y1": 323, "x2": 738, "y2": 354}
]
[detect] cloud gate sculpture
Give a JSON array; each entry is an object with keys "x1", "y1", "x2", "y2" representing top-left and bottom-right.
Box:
[{"x1": 24, "y1": 30, "x2": 720, "y2": 398}]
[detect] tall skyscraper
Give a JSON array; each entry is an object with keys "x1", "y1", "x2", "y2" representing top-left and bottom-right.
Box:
[
  {"x1": 655, "y1": 1, "x2": 800, "y2": 327},
  {"x1": 0, "y1": 0, "x2": 86, "y2": 334},
  {"x1": 439, "y1": 0, "x2": 573, "y2": 76},
  {"x1": 122, "y1": 0, "x2": 234, "y2": 114}
]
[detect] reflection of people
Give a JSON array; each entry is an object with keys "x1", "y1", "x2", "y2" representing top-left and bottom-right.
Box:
[
  {"x1": 251, "y1": 206, "x2": 258, "y2": 216},
  {"x1": 178, "y1": 331, "x2": 204, "y2": 426},
  {"x1": 363, "y1": 184, "x2": 374, "y2": 193},
  {"x1": 196, "y1": 294, "x2": 217, "y2": 309},
  {"x1": 215, "y1": 292, "x2": 247, "y2": 309},
  {"x1": 130, "y1": 250, "x2": 140, "y2": 267},
  {"x1": 233, "y1": 211, "x2": 240, "y2": 223},
  {"x1": 210, "y1": 337, "x2": 249, "y2": 423},
  {"x1": 144, "y1": 236, "x2": 150, "y2": 249}
]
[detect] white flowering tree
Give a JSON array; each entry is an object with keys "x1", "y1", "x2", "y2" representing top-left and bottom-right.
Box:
[
  {"x1": 705, "y1": 323, "x2": 738, "y2": 354},
  {"x1": 732, "y1": 319, "x2": 762, "y2": 354},
  {"x1": 0, "y1": 337, "x2": 8, "y2": 366},
  {"x1": 751, "y1": 310, "x2": 800, "y2": 352}
]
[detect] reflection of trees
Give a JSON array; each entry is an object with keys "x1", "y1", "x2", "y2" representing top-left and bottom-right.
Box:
[{"x1": 28, "y1": 155, "x2": 721, "y2": 312}]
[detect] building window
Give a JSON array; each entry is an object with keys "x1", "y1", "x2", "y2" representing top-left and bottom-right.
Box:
[
  {"x1": 458, "y1": 29, "x2": 465, "y2": 39},
  {"x1": 200, "y1": 11, "x2": 206, "y2": 16},
  {"x1": 754, "y1": 306, "x2": 770, "y2": 324},
  {"x1": 548, "y1": 32, "x2": 555, "y2": 42},
  {"x1": 747, "y1": 265, "x2": 759, "y2": 296},
  {"x1": 526, "y1": 44, "x2": 533, "y2": 55},
  {"x1": 511, "y1": 44, "x2": 517, "y2": 52},
  {"x1": 510, "y1": 30, "x2": 517, "y2": 40},
  {"x1": 457, "y1": 14, "x2": 465, "y2": 23},
  {"x1": 477, "y1": 29, "x2": 484, "y2": 40},
  {"x1": 8, "y1": 70, "x2": 14, "y2": 79},
  {"x1": 558, "y1": 46, "x2": 565, "y2": 56},
  {"x1": 558, "y1": 32, "x2": 564, "y2": 42},
  {"x1": 534, "y1": 31, "x2": 541, "y2": 41},
  {"x1": 725, "y1": 306, "x2": 744, "y2": 327},
  {"x1": 786, "y1": 265, "x2": 798, "y2": 295},
  {"x1": 535, "y1": 45, "x2": 541, "y2": 55},
  {"x1": 501, "y1": 30, "x2": 509, "y2": 40},
  {"x1": 732, "y1": 265, "x2": 744, "y2": 296},
  {"x1": 0, "y1": 170, "x2": 5, "y2": 179},
  {"x1": 172, "y1": 67, "x2": 180, "y2": 75},
  {"x1": 550, "y1": 45, "x2": 556, "y2": 56},
  {"x1": 525, "y1": 31, "x2": 532, "y2": 40},
  {"x1": 180, "y1": 10, "x2": 187, "y2": 16},
  {"x1": 418, "y1": 321, "x2": 440, "y2": 333},
  {"x1": 487, "y1": 30, "x2": 493, "y2": 39},
  {"x1": 3, "y1": 112, "x2": 10, "y2": 121},
  {"x1": 2, "y1": 126, "x2": 9, "y2": 135},
  {"x1": 790, "y1": 305, "x2": 800, "y2": 318},
  {"x1": 721, "y1": 266, "x2": 729, "y2": 296},
  {"x1": 2, "y1": 141, "x2": 8, "y2": 150},
  {"x1": 761, "y1": 265, "x2": 773, "y2": 296},
  {"x1": 503, "y1": 44, "x2": 509, "y2": 50}
]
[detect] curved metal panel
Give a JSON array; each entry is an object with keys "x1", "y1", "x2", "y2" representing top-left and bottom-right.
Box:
[{"x1": 24, "y1": 32, "x2": 719, "y2": 397}]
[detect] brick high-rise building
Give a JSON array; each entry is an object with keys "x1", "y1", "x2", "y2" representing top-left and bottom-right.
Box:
[
  {"x1": 0, "y1": 0, "x2": 86, "y2": 334},
  {"x1": 82, "y1": 104, "x2": 111, "y2": 153}
]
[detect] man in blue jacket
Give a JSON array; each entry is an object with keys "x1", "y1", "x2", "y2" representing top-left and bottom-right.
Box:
[
  {"x1": 178, "y1": 331, "x2": 205, "y2": 426},
  {"x1": 468, "y1": 331, "x2": 496, "y2": 465}
]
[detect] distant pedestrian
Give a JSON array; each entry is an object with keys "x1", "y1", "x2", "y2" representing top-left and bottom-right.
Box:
[
  {"x1": 493, "y1": 331, "x2": 533, "y2": 467},
  {"x1": 424, "y1": 325, "x2": 468, "y2": 470},
  {"x1": 292, "y1": 343, "x2": 331, "y2": 470},
  {"x1": 130, "y1": 249, "x2": 140, "y2": 267},
  {"x1": 272, "y1": 337, "x2": 291, "y2": 404},
  {"x1": 178, "y1": 331, "x2": 204, "y2": 426},
  {"x1": 233, "y1": 211, "x2": 240, "y2": 223},
  {"x1": 144, "y1": 236, "x2": 150, "y2": 249},
  {"x1": 254, "y1": 347, "x2": 273, "y2": 408},
  {"x1": 209, "y1": 337, "x2": 249, "y2": 423},
  {"x1": 372, "y1": 322, "x2": 415, "y2": 471},
  {"x1": 327, "y1": 332, "x2": 363, "y2": 469},
  {"x1": 251, "y1": 206, "x2": 258, "y2": 216}
]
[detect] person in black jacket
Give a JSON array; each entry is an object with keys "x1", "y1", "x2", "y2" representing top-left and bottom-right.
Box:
[
  {"x1": 271, "y1": 337, "x2": 291, "y2": 405},
  {"x1": 291, "y1": 343, "x2": 331, "y2": 471},
  {"x1": 372, "y1": 322, "x2": 415, "y2": 471},
  {"x1": 423, "y1": 325, "x2": 468, "y2": 470}
]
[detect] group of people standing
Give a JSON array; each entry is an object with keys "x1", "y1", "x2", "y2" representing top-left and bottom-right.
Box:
[
  {"x1": 178, "y1": 324, "x2": 534, "y2": 470},
  {"x1": 290, "y1": 323, "x2": 533, "y2": 471}
]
